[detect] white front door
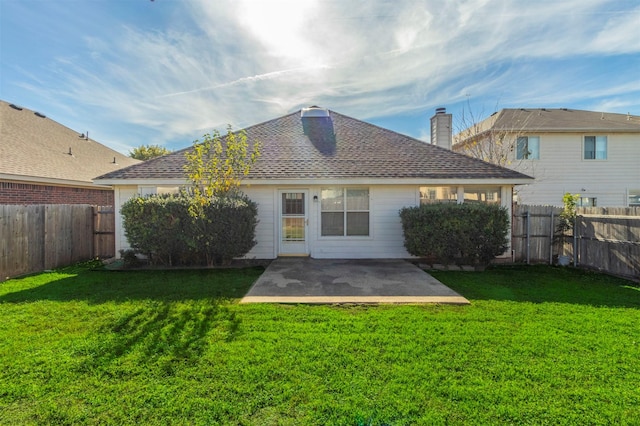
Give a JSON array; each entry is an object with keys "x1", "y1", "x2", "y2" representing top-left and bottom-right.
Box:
[{"x1": 278, "y1": 190, "x2": 309, "y2": 256}]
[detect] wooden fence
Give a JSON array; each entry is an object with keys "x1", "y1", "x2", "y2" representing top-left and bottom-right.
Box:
[
  {"x1": 0, "y1": 204, "x2": 114, "y2": 280},
  {"x1": 513, "y1": 205, "x2": 640, "y2": 280}
]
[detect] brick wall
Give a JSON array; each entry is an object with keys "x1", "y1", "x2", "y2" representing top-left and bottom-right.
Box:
[{"x1": 0, "y1": 181, "x2": 114, "y2": 206}]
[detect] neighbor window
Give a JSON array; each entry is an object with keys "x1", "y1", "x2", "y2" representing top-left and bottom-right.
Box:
[
  {"x1": 584, "y1": 136, "x2": 607, "y2": 160},
  {"x1": 578, "y1": 197, "x2": 597, "y2": 207},
  {"x1": 419, "y1": 186, "x2": 458, "y2": 204},
  {"x1": 628, "y1": 190, "x2": 640, "y2": 207},
  {"x1": 516, "y1": 136, "x2": 540, "y2": 160},
  {"x1": 463, "y1": 186, "x2": 502, "y2": 204},
  {"x1": 321, "y1": 188, "x2": 369, "y2": 236}
]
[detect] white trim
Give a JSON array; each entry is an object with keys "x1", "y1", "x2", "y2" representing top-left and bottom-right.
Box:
[
  {"x1": 277, "y1": 189, "x2": 310, "y2": 256},
  {"x1": 1, "y1": 173, "x2": 112, "y2": 189},
  {"x1": 98, "y1": 177, "x2": 532, "y2": 186},
  {"x1": 94, "y1": 178, "x2": 188, "y2": 186}
]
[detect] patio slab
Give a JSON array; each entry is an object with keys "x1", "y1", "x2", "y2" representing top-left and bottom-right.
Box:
[{"x1": 241, "y1": 258, "x2": 469, "y2": 305}]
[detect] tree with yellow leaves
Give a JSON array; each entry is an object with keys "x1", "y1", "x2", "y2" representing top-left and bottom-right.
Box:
[{"x1": 183, "y1": 125, "x2": 261, "y2": 201}]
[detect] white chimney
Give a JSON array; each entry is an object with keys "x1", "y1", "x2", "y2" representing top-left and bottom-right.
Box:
[{"x1": 430, "y1": 107, "x2": 452, "y2": 150}]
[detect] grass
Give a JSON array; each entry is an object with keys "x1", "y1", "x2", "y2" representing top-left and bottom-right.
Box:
[{"x1": 1, "y1": 263, "x2": 639, "y2": 425}]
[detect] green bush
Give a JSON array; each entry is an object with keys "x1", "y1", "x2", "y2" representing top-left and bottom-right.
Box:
[
  {"x1": 399, "y1": 203, "x2": 509, "y2": 265},
  {"x1": 121, "y1": 193, "x2": 258, "y2": 266},
  {"x1": 187, "y1": 195, "x2": 259, "y2": 266}
]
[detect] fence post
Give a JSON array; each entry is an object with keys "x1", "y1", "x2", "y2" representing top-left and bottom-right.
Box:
[
  {"x1": 573, "y1": 215, "x2": 578, "y2": 267},
  {"x1": 526, "y1": 210, "x2": 530, "y2": 265},
  {"x1": 549, "y1": 211, "x2": 554, "y2": 265}
]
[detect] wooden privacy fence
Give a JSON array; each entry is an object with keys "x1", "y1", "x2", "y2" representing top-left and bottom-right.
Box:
[
  {"x1": 575, "y1": 207, "x2": 640, "y2": 280},
  {"x1": 0, "y1": 204, "x2": 115, "y2": 280},
  {"x1": 513, "y1": 205, "x2": 640, "y2": 280}
]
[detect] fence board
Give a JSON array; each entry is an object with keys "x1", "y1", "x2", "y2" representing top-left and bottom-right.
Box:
[
  {"x1": 94, "y1": 206, "x2": 115, "y2": 258},
  {"x1": 513, "y1": 205, "x2": 640, "y2": 280},
  {"x1": 1, "y1": 204, "x2": 113, "y2": 281}
]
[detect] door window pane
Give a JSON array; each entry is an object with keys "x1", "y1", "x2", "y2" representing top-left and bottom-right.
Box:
[
  {"x1": 282, "y1": 193, "x2": 304, "y2": 215},
  {"x1": 282, "y1": 217, "x2": 305, "y2": 241}
]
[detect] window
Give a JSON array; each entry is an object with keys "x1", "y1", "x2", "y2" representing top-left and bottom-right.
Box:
[
  {"x1": 321, "y1": 188, "x2": 369, "y2": 236},
  {"x1": 516, "y1": 136, "x2": 539, "y2": 159},
  {"x1": 463, "y1": 187, "x2": 501, "y2": 204},
  {"x1": 584, "y1": 136, "x2": 607, "y2": 160},
  {"x1": 419, "y1": 186, "x2": 458, "y2": 204},
  {"x1": 578, "y1": 197, "x2": 597, "y2": 207},
  {"x1": 628, "y1": 190, "x2": 640, "y2": 207}
]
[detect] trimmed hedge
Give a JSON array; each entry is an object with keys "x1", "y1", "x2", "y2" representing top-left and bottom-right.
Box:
[
  {"x1": 121, "y1": 193, "x2": 257, "y2": 266},
  {"x1": 399, "y1": 203, "x2": 509, "y2": 265}
]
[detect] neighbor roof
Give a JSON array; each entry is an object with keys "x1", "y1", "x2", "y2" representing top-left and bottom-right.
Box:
[
  {"x1": 1, "y1": 100, "x2": 140, "y2": 186},
  {"x1": 460, "y1": 108, "x2": 640, "y2": 136},
  {"x1": 96, "y1": 108, "x2": 531, "y2": 182}
]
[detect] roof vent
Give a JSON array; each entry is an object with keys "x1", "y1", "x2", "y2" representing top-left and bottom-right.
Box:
[
  {"x1": 9, "y1": 103, "x2": 23, "y2": 111},
  {"x1": 301, "y1": 106, "x2": 330, "y2": 118},
  {"x1": 435, "y1": 107, "x2": 446, "y2": 115},
  {"x1": 34, "y1": 111, "x2": 46, "y2": 118}
]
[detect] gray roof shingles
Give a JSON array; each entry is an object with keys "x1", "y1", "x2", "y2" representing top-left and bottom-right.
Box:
[
  {"x1": 96, "y1": 109, "x2": 531, "y2": 181},
  {"x1": 484, "y1": 108, "x2": 640, "y2": 132},
  {"x1": 1, "y1": 100, "x2": 140, "y2": 184}
]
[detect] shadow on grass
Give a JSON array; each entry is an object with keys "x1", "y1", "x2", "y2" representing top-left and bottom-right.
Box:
[
  {"x1": 0, "y1": 266, "x2": 262, "y2": 371},
  {"x1": 0, "y1": 267, "x2": 264, "y2": 304},
  {"x1": 430, "y1": 265, "x2": 640, "y2": 308},
  {"x1": 74, "y1": 299, "x2": 243, "y2": 374}
]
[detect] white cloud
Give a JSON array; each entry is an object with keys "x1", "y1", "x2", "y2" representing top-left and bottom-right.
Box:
[{"x1": 10, "y1": 0, "x2": 638, "y2": 152}]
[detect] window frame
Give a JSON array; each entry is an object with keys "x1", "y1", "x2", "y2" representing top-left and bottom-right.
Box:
[
  {"x1": 516, "y1": 135, "x2": 540, "y2": 160},
  {"x1": 320, "y1": 187, "x2": 371, "y2": 238},
  {"x1": 583, "y1": 135, "x2": 607, "y2": 160},
  {"x1": 419, "y1": 186, "x2": 458, "y2": 204}
]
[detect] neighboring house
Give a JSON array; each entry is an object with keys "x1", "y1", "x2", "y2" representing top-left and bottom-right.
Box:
[
  {"x1": 0, "y1": 100, "x2": 140, "y2": 205},
  {"x1": 96, "y1": 107, "x2": 532, "y2": 259},
  {"x1": 453, "y1": 108, "x2": 640, "y2": 207}
]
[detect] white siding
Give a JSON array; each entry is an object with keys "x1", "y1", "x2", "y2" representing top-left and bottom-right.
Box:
[
  {"x1": 511, "y1": 133, "x2": 640, "y2": 207},
  {"x1": 114, "y1": 186, "x2": 138, "y2": 256},
  {"x1": 309, "y1": 185, "x2": 416, "y2": 259},
  {"x1": 242, "y1": 186, "x2": 277, "y2": 259},
  {"x1": 112, "y1": 183, "x2": 516, "y2": 260}
]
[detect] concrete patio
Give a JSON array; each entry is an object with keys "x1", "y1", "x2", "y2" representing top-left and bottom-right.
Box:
[{"x1": 240, "y1": 258, "x2": 470, "y2": 305}]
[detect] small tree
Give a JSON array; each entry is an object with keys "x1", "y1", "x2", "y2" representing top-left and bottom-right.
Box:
[
  {"x1": 557, "y1": 192, "x2": 580, "y2": 234},
  {"x1": 181, "y1": 126, "x2": 262, "y2": 266},
  {"x1": 555, "y1": 193, "x2": 580, "y2": 260},
  {"x1": 453, "y1": 101, "x2": 538, "y2": 173},
  {"x1": 183, "y1": 126, "x2": 261, "y2": 201},
  {"x1": 129, "y1": 144, "x2": 171, "y2": 161}
]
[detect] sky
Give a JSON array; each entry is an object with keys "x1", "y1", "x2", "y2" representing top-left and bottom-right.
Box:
[{"x1": 1, "y1": 0, "x2": 639, "y2": 154}]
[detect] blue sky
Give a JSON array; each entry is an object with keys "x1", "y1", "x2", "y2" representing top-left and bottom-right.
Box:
[{"x1": 1, "y1": 0, "x2": 639, "y2": 154}]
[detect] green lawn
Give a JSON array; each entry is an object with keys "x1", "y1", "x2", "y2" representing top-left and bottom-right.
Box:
[{"x1": 1, "y1": 263, "x2": 639, "y2": 425}]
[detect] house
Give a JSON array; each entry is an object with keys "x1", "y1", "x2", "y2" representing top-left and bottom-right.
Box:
[
  {"x1": 453, "y1": 108, "x2": 640, "y2": 207},
  {"x1": 95, "y1": 107, "x2": 532, "y2": 259},
  {"x1": 0, "y1": 100, "x2": 140, "y2": 205}
]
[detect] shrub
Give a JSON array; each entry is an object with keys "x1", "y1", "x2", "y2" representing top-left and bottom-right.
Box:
[
  {"x1": 399, "y1": 203, "x2": 510, "y2": 266},
  {"x1": 121, "y1": 194, "x2": 193, "y2": 266},
  {"x1": 186, "y1": 194, "x2": 258, "y2": 266},
  {"x1": 120, "y1": 193, "x2": 258, "y2": 267}
]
